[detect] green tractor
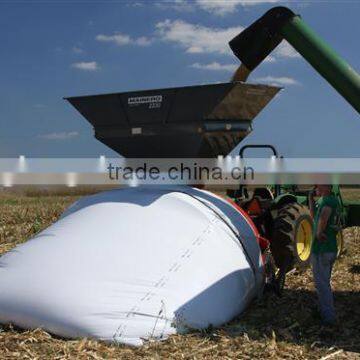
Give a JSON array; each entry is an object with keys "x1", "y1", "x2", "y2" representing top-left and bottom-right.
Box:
[
  {"x1": 228, "y1": 144, "x2": 360, "y2": 271},
  {"x1": 67, "y1": 7, "x2": 360, "y2": 277}
]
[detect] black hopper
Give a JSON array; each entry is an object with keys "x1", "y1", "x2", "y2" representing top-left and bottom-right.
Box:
[{"x1": 66, "y1": 82, "x2": 279, "y2": 158}]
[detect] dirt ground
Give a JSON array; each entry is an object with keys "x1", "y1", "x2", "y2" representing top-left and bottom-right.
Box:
[{"x1": 0, "y1": 187, "x2": 360, "y2": 359}]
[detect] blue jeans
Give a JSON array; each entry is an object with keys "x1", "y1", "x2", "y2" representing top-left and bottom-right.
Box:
[{"x1": 311, "y1": 252, "x2": 337, "y2": 323}]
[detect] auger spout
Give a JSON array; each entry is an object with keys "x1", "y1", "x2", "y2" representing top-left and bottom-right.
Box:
[{"x1": 229, "y1": 6, "x2": 360, "y2": 113}]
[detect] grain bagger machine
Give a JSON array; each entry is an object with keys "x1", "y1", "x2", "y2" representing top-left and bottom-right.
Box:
[{"x1": 67, "y1": 7, "x2": 360, "y2": 274}]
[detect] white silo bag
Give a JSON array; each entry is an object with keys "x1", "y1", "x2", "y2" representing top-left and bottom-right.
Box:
[{"x1": 0, "y1": 186, "x2": 264, "y2": 346}]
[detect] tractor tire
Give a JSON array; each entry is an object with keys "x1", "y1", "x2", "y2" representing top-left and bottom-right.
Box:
[{"x1": 271, "y1": 203, "x2": 313, "y2": 270}]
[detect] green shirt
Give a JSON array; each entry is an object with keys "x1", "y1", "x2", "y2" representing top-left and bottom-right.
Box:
[{"x1": 312, "y1": 194, "x2": 339, "y2": 254}]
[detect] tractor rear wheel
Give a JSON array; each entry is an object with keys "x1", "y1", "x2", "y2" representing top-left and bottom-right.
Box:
[{"x1": 271, "y1": 203, "x2": 313, "y2": 270}]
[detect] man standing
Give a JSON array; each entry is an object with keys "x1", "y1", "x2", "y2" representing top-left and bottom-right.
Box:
[{"x1": 309, "y1": 185, "x2": 340, "y2": 326}]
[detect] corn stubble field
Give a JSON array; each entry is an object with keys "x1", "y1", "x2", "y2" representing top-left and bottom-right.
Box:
[{"x1": 0, "y1": 187, "x2": 360, "y2": 359}]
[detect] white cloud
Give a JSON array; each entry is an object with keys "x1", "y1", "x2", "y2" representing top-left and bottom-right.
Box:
[
  {"x1": 72, "y1": 46, "x2": 84, "y2": 54},
  {"x1": 196, "y1": 0, "x2": 278, "y2": 15},
  {"x1": 275, "y1": 40, "x2": 300, "y2": 59},
  {"x1": 38, "y1": 131, "x2": 79, "y2": 140},
  {"x1": 156, "y1": 19, "x2": 243, "y2": 55},
  {"x1": 155, "y1": 0, "x2": 194, "y2": 12},
  {"x1": 96, "y1": 33, "x2": 131, "y2": 46},
  {"x1": 71, "y1": 61, "x2": 99, "y2": 71},
  {"x1": 253, "y1": 76, "x2": 300, "y2": 86},
  {"x1": 191, "y1": 62, "x2": 238, "y2": 72},
  {"x1": 134, "y1": 36, "x2": 153, "y2": 46},
  {"x1": 127, "y1": 1, "x2": 145, "y2": 7},
  {"x1": 155, "y1": 0, "x2": 280, "y2": 15},
  {"x1": 96, "y1": 33, "x2": 152, "y2": 46}
]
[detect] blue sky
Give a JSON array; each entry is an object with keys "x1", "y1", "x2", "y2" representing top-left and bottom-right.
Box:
[{"x1": 0, "y1": 0, "x2": 359, "y2": 158}]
